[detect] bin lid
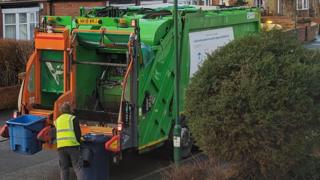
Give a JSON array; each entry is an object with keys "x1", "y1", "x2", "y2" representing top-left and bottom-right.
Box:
[
  {"x1": 6, "y1": 115, "x2": 46, "y2": 127},
  {"x1": 83, "y1": 134, "x2": 110, "y2": 143}
]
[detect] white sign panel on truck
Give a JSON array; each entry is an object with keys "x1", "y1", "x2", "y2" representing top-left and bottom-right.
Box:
[{"x1": 189, "y1": 27, "x2": 234, "y2": 77}]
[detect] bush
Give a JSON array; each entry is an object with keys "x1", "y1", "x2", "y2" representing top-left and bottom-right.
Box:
[
  {"x1": 185, "y1": 31, "x2": 320, "y2": 179},
  {"x1": 162, "y1": 158, "x2": 238, "y2": 180},
  {"x1": 0, "y1": 39, "x2": 33, "y2": 87}
]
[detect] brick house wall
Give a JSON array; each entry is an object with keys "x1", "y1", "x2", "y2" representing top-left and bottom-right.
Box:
[
  {"x1": 42, "y1": 1, "x2": 50, "y2": 16},
  {"x1": 210, "y1": 0, "x2": 237, "y2": 6},
  {"x1": 228, "y1": 0, "x2": 237, "y2": 5},
  {"x1": 211, "y1": 0, "x2": 219, "y2": 5},
  {"x1": 266, "y1": 0, "x2": 320, "y2": 18},
  {"x1": 297, "y1": 10, "x2": 310, "y2": 17},
  {"x1": 51, "y1": 1, "x2": 106, "y2": 17},
  {"x1": 0, "y1": 7, "x2": 2, "y2": 39}
]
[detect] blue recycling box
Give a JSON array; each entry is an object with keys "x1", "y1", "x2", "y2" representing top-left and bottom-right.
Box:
[{"x1": 7, "y1": 115, "x2": 46, "y2": 155}]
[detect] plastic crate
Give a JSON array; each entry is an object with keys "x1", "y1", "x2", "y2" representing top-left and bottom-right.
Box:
[{"x1": 7, "y1": 115, "x2": 46, "y2": 155}]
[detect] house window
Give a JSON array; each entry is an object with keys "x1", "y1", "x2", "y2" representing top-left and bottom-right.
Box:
[
  {"x1": 2, "y1": 7, "x2": 39, "y2": 40},
  {"x1": 297, "y1": 0, "x2": 309, "y2": 10}
]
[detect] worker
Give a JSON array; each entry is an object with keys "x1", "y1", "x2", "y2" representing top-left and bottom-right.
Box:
[{"x1": 55, "y1": 102, "x2": 84, "y2": 180}]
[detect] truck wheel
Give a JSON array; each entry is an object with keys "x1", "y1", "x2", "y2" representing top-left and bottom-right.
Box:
[
  {"x1": 166, "y1": 120, "x2": 194, "y2": 159},
  {"x1": 180, "y1": 127, "x2": 193, "y2": 158}
]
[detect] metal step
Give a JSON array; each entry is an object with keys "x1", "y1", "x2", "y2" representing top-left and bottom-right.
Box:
[
  {"x1": 81, "y1": 125, "x2": 114, "y2": 136},
  {"x1": 29, "y1": 108, "x2": 53, "y2": 120},
  {"x1": 75, "y1": 109, "x2": 118, "y2": 123}
]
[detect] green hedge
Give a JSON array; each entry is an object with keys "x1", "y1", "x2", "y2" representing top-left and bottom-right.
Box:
[{"x1": 186, "y1": 31, "x2": 320, "y2": 179}]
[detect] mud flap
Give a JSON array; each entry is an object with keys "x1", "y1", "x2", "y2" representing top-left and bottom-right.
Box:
[{"x1": 37, "y1": 126, "x2": 56, "y2": 144}]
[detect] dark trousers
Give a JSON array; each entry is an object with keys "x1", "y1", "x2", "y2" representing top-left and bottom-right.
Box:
[{"x1": 58, "y1": 146, "x2": 85, "y2": 180}]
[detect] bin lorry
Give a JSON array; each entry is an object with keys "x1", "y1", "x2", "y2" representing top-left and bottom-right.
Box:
[{"x1": 0, "y1": 3, "x2": 260, "y2": 177}]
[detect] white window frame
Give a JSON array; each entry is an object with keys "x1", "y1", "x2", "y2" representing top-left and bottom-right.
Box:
[
  {"x1": 297, "y1": 0, "x2": 309, "y2": 10},
  {"x1": 2, "y1": 7, "x2": 39, "y2": 40}
]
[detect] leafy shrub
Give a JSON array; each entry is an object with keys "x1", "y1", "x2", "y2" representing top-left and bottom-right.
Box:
[
  {"x1": 185, "y1": 31, "x2": 320, "y2": 179},
  {"x1": 0, "y1": 39, "x2": 33, "y2": 87}
]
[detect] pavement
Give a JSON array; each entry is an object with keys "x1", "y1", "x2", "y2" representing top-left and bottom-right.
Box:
[
  {"x1": 0, "y1": 109, "x2": 202, "y2": 180},
  {"x1": 0, "y1": 109, "x2": 59, "y2": 180},
  {"x1": 304, "y1": 35, "x2": 320, "y2": 49}
]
